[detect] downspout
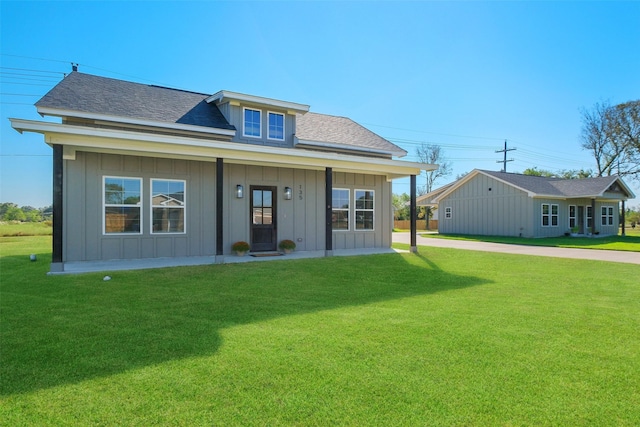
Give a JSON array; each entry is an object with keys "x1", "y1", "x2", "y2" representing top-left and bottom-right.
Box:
[
  {"x1": 410, "y1": 175, "x2": 417, "y2": 253},
  {"x1": 51, "y1": 144, "x2": 64, "y2": 272}
]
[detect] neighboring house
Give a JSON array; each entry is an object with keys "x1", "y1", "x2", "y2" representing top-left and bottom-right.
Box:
[
  {"x1": 419, "y1": 169, "x2": 635, "y2": 238},
  {"x1": 11, "y1": 72, "x2": 434, "y2": 272}
]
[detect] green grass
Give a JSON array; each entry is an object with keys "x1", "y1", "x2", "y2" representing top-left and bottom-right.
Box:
[
  {"x1": 420, "y1": 229, "x2": 640, "y2": 252},
  {"x1": 0, "y1": 221, "x2": 52, "y2": 237},
  {"x1": 2, "y1": 236, "x2": 640, "y2": 425}
]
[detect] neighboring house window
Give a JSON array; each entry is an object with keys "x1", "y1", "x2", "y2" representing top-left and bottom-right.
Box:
[
  {"x1": 601, "y1": 206, "x2": 614, "y2": 226},
  {"x1": 587, "y1": 206, "x2": 593, "y2": 229},
  {"x1": 542, "y1": 203, "x2": 558, "y2": 227},
  {"x1": 445, "y1": 207, "x2": 452, "y2": 219},
  {"x1": 151, "y1": 179, "x2": 185, "y2": 233},
  {"x1": 332, "y1": 189, "x2": 349, "y2": 230},
  {"x1": 569, "y1": 205, "x2": 576, "y2": 228},
  {"x1": 355, "y1": 190, "x2": 374, "y2": 230},
  {"x1": 243, "y1": 108, "x2": 261, "y2": 138},
  {"x1": 104, "y1": 177, "x2": 142, "y2": 234},
  {"x1": 268, "y1": 112, "x2": 285, "y2": 141}
]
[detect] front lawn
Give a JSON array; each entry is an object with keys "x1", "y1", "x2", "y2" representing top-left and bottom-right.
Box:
[
  {"x1": 2, "y1": 236, "x2": 639, "y2": 425},
  {"x1": 420, "y1": 229, "x2": 640, "y2": 252}
]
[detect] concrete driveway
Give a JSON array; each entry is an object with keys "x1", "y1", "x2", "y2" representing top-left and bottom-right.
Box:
[{"x1": 392, "y1": 232, "x2": 640, "y2": 265}]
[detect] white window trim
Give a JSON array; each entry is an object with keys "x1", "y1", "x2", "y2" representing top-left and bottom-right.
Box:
[
  {"x1": 568, "y1": 205, "x2": 576, "y2": 229},
  {"x1": 586, "y1": 205, "x2": 593, "y2": 228},
  {"x1": 103, "y1": 176, "x2": 143, "y2": 235},
  {"x1": 243, "y1": 107, "x2": 262, "y2": 138},
  {"x1": 541, "y1": 203, "x2": 559, "y2": 227},
  {"x1": 332, "y1": 188, "x2": 350, "y2": 231},
  {"x1": 444, "y1": 207, "x2": 452, "y2": 219},
  {"x1": 267, "y1": 111, "x2": 285, "y2": 141},
  {"x1": 601, "y1": 206, "x2": 614, "y2": 226},
  {"x1": 150, "y1": 178, "x2": 186, "y2": 234},
  {"x1": 354, "y1": 189, "x2": 375, "y2": 231}
]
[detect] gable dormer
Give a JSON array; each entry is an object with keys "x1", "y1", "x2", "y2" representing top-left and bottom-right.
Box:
[{"x1": 207, "y1": 91, "x2": 309, "y2": 148}]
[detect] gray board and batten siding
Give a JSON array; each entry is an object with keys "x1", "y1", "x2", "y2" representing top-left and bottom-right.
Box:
[{"x1": 63, "y1": 152, "x2": 392, "y2": 262}]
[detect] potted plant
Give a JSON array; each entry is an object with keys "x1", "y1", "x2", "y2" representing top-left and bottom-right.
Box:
[
  {"x1": 231, "y1": 241, "x2": 250, "y2": 256},
  {"x1": 278, "y1": 239, "x2": 296, "y2": 254},
  {"x1": 570, "y1": 226, "x2": 579, "y2": 236}
]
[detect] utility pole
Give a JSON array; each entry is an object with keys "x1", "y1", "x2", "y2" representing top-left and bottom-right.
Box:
[{"x1": 496, "y1": 140, "x2": 515, "y2": 172}]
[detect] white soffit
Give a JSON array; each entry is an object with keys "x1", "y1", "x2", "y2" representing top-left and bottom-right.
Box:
[{"x1": 206, "y1": 90, "x2": 310, "y2": 114}]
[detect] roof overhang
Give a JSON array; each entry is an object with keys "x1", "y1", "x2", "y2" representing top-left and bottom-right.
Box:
[
  {"x1": 294, "y1": 137, "x2": 407, "y2": 158},
  {"x1": 206, "y1": 91, "x2": 310, "y2": 115},
  {"x1": 11, "y1": 118, "x2": 434, "y2": 180},
  {"x1": 36, "y1": 106, "x2": 237, "y2": 138}
]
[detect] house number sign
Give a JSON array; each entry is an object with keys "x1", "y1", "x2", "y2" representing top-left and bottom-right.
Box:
[{"x1": 298, "y1": 184, "x2": 304, "y2": 200}]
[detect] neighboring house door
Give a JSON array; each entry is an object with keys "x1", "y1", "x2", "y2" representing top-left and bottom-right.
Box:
[{"x1": 250, "y1": 186, "x2": 277, "y2": 251}]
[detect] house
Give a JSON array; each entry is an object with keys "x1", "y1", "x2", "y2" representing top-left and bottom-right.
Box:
[
  {"x1": 418, "y1": 169, "x2": 635, "y2": 238},
  {"x1": 11, "y1": 72, "x2": 434, "y2": 272}
]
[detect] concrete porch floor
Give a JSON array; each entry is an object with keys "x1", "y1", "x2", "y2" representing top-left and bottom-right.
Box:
[{"x1": 55, "y1": 247, "x2": 404, "y2": 275}]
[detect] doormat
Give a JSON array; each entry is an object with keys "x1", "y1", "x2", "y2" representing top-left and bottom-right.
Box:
[{"x1": 251, "y1": 252, "x2": 283, "y2": 257}]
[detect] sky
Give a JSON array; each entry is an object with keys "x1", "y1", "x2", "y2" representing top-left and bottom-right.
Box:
[{"x1": 1, "y1": 1, "x2": 639, "y2": 209}]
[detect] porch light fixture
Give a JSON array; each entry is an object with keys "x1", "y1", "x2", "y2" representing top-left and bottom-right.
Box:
[
  {"x1": 284, "y1": 187, "x2": 292, "y2": 200},
  {"x1": 236, "y1": 184, "x2": 244, "y2": 198}
]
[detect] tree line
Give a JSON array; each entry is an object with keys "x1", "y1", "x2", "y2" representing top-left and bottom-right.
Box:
[{"x1": 0, "y1": 203, "x2": 52, "y2": 222}]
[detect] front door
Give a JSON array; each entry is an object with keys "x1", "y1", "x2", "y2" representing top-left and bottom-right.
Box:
[{"x1": 250, "y1": 186, "x2": 277, "y2": 252}]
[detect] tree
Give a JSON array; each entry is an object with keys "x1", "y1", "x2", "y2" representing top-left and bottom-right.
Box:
[
  {"x1": 580, "y1": 100, "x2": 640, "y2": 179},
  {"x1": 522, "y1": 167, "x2": 593, "y2": 179},
  {"x1": 416, "y1": 143, "x2": 452, "y2": 229},
  {"x1": 3, "y1": 205, "x2": 26, "y2": 221},
  {"x1": 392, "y1": 193, "x2": 410, "y2": 220},
  {"x1": 522, "y1": 167, "x2": 555, "y2": 177}
]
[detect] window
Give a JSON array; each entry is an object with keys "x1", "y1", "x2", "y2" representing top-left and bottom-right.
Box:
[
  {"x1": 355, "y1": 190, "x2": 374, "y2": 230},
  {"x1": 444, "y1": 207, "x2": 452, "y2": 219},
  {"x1": 569, "y1": 205, "x2": 576, "y2": 228},
  {"x1": 268, "y1": 112, "x2": 285, "y2": 141},
  {"x1": 104, "y1": 177, "x2": 142, "y2": 234},
  {"x1": 601, "y1": 206, "x2": 614, "y2": 226},
  {"x1": 332, "y1": 189, "x2": 349, "y2": 230},
  {"x1": 542, "y1": 203, "x2": 558, "y2": 227},
  {"x1": 151, "y1": 179, "x2": 185, "y2": 233},
  {"x1": 243, "y1": 108, "x2": 261, "y2": 138},
  {"x1": 587, "y1": 206, "x2": 593, "y2": 229}
]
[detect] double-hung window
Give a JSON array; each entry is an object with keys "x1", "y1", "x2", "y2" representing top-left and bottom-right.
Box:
[
  {"x1": 542, "y1": 203, "x2": 558, "y2": 227},
  {"x1": 332, "y1": 189, "x2": 349, "y2": 230},
  {"x1": 268, "y1": 112, "x2": 285, "y2": 141},
  {"x1": 355, "y1": 190, "x2": 374, "y2": 230},
  {"x1": 151, "y1": 179, "x2": 185, "y2": 233},
  {"x1": 243, "y1": 108, "x2": 261, "y2": 138},
  {"x1": 601, "y1": 206, "x2": 614, "y2": 226},
  {"x1": 104, "y1": 177, "x2": 142, "y2": 234},
  {"x1": 568, "y1": 205, "x2": 576, "y2": 229},
  {"x1": 587, "y1": 206, "x2": 593, "y2": 229}
]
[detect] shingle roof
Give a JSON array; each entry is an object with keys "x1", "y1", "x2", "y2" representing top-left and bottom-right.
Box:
[
  {"x1": 480, "y1": 170, "x2": 627, "y2": 197},
  {"x1": 295, "y1": 112, "x2": 407, "y2": 156},
  {"x1": 36, "y1": 72, "x2": 235, "y2": 130}
]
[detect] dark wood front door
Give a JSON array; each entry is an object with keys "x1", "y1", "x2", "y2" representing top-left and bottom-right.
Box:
[{"x1": 250, "y1": 186, "x2": 277, "y2": 252}]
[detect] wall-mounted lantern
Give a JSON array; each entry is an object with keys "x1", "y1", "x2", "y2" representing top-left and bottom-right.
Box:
[
  {"x1": 236, "y1": 184, "x2": 244, "y2": 199},
  {"x1": 284, "y1": 187, "x2": 292, "y2": 200}
]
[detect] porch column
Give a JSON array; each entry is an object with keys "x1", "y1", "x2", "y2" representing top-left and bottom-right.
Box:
[
  {"x1": 591, "y1": 198, "x2": 596, "y2": 235},
  {"x1": 51, "y1": 144, "x2": 63, "y2": 271},
  {"x1": 621, "y1": 200, "x2": 626, "y2": 236},
  {"x1": 410, "y1": 174, "x2": 417, "y2": 253},
  {"x1": 216, "y1": 158, "x2": 224, "y2": 257},
  {"x1": 325, "y1": 167, "x2": 333, "y2": 256}
]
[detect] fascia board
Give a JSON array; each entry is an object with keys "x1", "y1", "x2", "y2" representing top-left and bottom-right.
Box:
[
  {"x1": 35, "y1": 107, "x2": 237, "y2": 137},
  {"x1": 11, "y1": 119, "x2": 427, "y2": 178},
  {"x1": 294, "y1": 137, "x2": 407, "y2": 158},
  {"x1": 206, "y1": 91, "x2": 310, "y2": 114}
]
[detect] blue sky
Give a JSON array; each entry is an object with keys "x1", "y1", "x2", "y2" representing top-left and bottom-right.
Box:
[{"x1": 2, "y1": 1, "x2": 639, "y2": 208}]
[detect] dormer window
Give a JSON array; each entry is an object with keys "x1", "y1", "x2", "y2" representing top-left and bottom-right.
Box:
[
  {"x1": 243, "y1": 108, "x2": 261, "y2": 138},
  {"x1": 268, "y1": 112, "x2": 285, "y2": 141}
]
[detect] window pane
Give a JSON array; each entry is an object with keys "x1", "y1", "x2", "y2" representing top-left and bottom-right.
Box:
[
  {"x1": 268, "y1": 112, "x2": 284, "y2": 140},
  {"x1": 332, "y1": 189, "x2": 349, "y2": 208},
  {"x1": 105, "y1": 206, "x2": 140, "y2": 233},
  {"x1": 332, "y1": 210, "x2": 349, "y2": 230},
  {"x1": 552, "y1": 216, "x2": 558, "y2": 226},
  {"x1": 152, "y1": 180, "x2": 185, "y2": 206},
  {"x1": 152, "y1": 207, "x2": 184, "y2": 233},
  {"x1": 263, "y1": 208, "x2": 273, "y2": 225},
  {"x1": 252, "y1": 208, "x2": 263, "y2": 225},
  {"x1": 551, "y1": 205, "x2": 558, "y2": 215},
  {"x1": 253, "y1": 190, "x2": 263, "y2": 207},
  {"x1": 542, "y1": 216, "x2": 549, "y2": 226},
  {"x1": 542, "y1": 204, "x2": 549, "y2": 215},
  {"x1": 356, "y1": 211, "x2": 374, "y2": 230},
  {"x1": 245, "y1": 109, "x2": 261, "y2": 137},
  {"x1": 263, "y1": 191, "x2": 272, "y2": 208},
  {"x1": 105, "y1": 178, "x2": 141, "y2": 205}
]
